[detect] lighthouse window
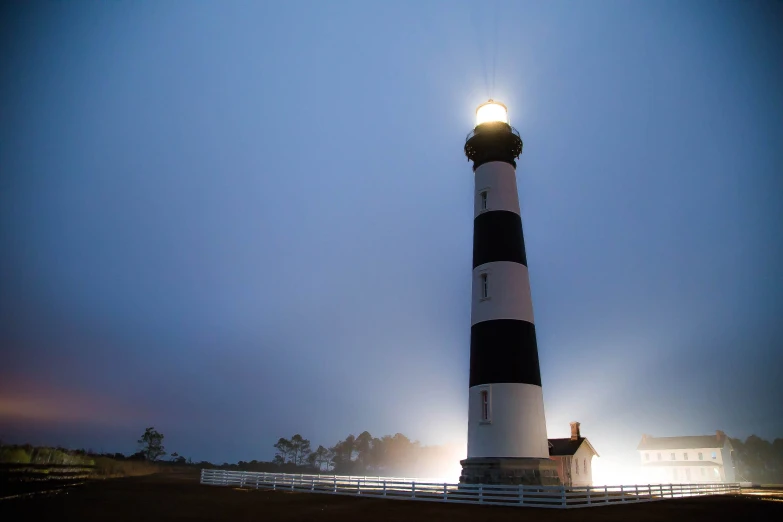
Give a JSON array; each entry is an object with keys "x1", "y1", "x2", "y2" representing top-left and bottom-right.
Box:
[
  {"x1": 480, "y1": 190, "x2": 488, "y2": 211},
  {"x1": 684, "y1": 453, "x2": 688, "y2": 461},
  {"x1": 480, "y1": 390, "x2": 490, "y2": 422},
  {"x1": 480, "y1": 273, "x2": 489, "y2": 299}
]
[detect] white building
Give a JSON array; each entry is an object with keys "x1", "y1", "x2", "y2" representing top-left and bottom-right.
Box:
[
  {"x1": 548, "y1": 422, "x2": 599, "y2": 487},
  {"x1": 637, "y1": 430, "x2": 736, "y2": 483}
]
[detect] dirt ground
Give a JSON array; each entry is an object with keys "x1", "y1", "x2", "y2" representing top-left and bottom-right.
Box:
[{"x1": 1, "y1": 472, "x2": 781, "y2": 522}]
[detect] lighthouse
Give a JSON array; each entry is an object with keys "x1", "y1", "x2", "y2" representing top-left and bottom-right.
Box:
[{"x1": 459, "y1": 101, "x2": 559, "y2": 485}]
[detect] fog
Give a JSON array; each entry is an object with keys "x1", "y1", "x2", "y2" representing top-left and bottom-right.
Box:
[{"x1": 1, "y1": 1, "x2": 781, "y2": 486}]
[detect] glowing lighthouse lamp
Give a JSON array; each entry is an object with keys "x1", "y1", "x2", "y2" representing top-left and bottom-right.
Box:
[
  {"x1": 475, "y1": 100, "x2": 510, "y2": 125},
  {"x1": 459, "y1": 100, "x2": 559, "y2": 485}
]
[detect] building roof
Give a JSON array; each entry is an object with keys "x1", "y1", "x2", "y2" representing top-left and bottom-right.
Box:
[
  {"x1": 548, "y1": 437, "x2": 600, "y2": 457},
  {"x1": 637, "y1": 433, "x2": 728, "y2": 451}
]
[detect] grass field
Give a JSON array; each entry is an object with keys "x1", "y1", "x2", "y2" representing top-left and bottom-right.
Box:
[{"x1": 1, "y1": 472, "x2": 781, "y2": 521}]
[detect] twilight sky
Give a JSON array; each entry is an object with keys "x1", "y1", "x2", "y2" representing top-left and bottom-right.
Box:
[{"x1": 1, "y1": 0, "x2": 782, "y2": 479}]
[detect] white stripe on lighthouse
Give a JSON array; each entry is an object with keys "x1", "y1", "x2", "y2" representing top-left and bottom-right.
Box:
[
  {"x1": 467, "y1": 382, "x2": 550, "y2": 459},
  {"x1": 474, "y1": 161, "x2": 521, "y2": 218},
  {"x1": 471, "y1": 261, "x2": 534, "y2": 326}
]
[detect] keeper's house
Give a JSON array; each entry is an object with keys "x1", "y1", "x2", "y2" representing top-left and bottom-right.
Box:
[{"x1": 637, "y1": 430, "x2": 736, "y2": 483}]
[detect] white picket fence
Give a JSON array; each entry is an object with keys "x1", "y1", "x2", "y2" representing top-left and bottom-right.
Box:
[{"x1": 200, "y1": 469, "x2": 741, "y2": 508}]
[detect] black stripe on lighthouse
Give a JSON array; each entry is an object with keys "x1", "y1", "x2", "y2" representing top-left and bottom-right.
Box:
[
  {"x1": 469, "y1": 320, "x2": 542, "y2": 387},
  {"x1": 472, "y1": 211, "x2": 528, "y2": 268}
]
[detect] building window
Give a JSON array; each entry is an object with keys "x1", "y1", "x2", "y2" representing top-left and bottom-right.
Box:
[
  {"x1": 684, "y1": 453, "x2": 689, "y2": 461},
  {"x1": 711, "y1": 452, "x2": 717, "y2": 460},
  {"x1": 575, "y1": 458, "x2": 579, "y2": 475},
  {"x1": 698, "y1": 452, "x2": 703, "y2": 460},
  {"x1": 480, "y1": 273, "x2": 489, "y2": 299},
  {"x1": 584, "y1": 459, "x2": 587, "y2": 474},
  {"x1": 480, "y1": 191, "x2": 488, "y2": 211},
  {"x1": 480, "y1": 389, "x2": 490, "y2": 422},
  {"x1": 671, "y1": 453, "x2": 676, "y2": 460},
  {"x1": 657, "y1": 453, "x2": 661, "y2": 461},
  {"x1": 645, "y1": 453, "x2": 649, "y2": 461}
]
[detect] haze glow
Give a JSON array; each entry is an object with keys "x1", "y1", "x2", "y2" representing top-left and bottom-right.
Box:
[{"x1": 1, "y1": 0, "x2": 781, "y2": 483}]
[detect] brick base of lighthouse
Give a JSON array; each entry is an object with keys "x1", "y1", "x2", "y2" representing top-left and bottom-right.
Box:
[{"x1": 459, "y1": 457, "x2": 561, "y2": 485}]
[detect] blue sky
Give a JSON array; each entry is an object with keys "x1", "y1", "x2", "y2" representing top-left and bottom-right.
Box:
[{"x1": 1, "y1": 0, "x2": 781, "y2": 475}]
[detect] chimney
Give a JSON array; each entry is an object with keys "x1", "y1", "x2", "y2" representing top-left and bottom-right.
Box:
[
  {"x1": 641, "y1": 433, "x2": 648, "y2": 444},
  {"x1": 716, "y1": 430, "x2": 725, "y2": 443},
  {"x1": 570, "y1": 422, "x2": 581, "y2": 441}
]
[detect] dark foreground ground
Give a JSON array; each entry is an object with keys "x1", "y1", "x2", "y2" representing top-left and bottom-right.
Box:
[{"x1": 1, "y1": 472, "x2": 781, "y2": 522}]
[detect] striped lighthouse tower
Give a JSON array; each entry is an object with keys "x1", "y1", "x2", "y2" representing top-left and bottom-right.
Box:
[{"x1": 459, "y1": 101, "x2": 559, "y2": 485}]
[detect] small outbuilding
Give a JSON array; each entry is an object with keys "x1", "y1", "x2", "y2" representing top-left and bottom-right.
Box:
[{"x1": 548, "y1": 422, "x2": 600, "y2": 486}]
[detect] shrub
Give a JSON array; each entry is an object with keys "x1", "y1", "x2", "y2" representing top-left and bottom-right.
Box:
[
  {"x1": 93, "y1": 456, "x2": 159, "y2": 477},
  {"x1": 0, "y1": 447, "x2": 32, "y2": 464}
]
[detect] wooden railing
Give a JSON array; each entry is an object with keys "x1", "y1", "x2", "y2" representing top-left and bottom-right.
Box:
[{"x1": 200, "y1": 469, "x2": 741, "y2": 508}]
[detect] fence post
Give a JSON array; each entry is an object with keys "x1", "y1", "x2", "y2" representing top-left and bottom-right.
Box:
[
  {"x1": 273, "y1": 476, "x2": 277, "y2": 491},
  {"x1": 561, "y1": 485, "x2": 566, "y2": 507},
  {"x1": 519, "y1": 484, "x2": 525, "y2": 505},
  {"x1": 647, "y1": 484, "x2": 651, "y2": 500},
  {"x1": 620, "y1": 485, "x2": 626, "y2": 502},
  {"x1": 587, "y1": 486, "x2": 591, "y2": 505},
  {"x1": 478, "y1": 484, "x2": 483, "y2": 504},
  {"x1": 333, "y1": 477, "x2": 337, "y2": 493},
  {"x1": 604, "y1": 485, "x2": 609, "y2": 502},
  {"x1": 412, "y1": 481, "x2": 416, "y2": 499},
  {"x1": 383, "y1": 480, "x2": 387, "y2": 497},
  {"x1": 357, "y1": 478, "x2": 361, "y2": 495},
  {"x1": 311, "y1": 478, "x2": 315, "y2": 492},
  {"x1": 443, "y1": 483, "x2": 448, "y2": 500}
]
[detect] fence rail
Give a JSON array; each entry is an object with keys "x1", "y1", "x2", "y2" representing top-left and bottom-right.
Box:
[{"x1": 200, "y1": 469, "x2": 741, "y2": 509}]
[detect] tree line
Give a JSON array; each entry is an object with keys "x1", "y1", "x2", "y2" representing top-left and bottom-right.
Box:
[
  {"x1": 0, "y1": 427, "x2": 456, "y2": 479},
  {"x1": 7, "y1": 428, "x2": 779, "y2": 483},
  {"x1": 0, "y1": 427, "x2": 187, "y2": 466},
  {"x1": 263, "y1": 431, "x2": 456, "y2": 477},
  {"x1": 729, "y1": 435, "x2": 783, "y2": 484}
]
